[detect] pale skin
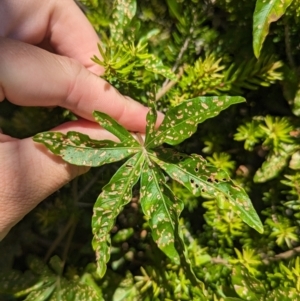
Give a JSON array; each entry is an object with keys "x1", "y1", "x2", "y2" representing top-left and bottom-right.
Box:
[{"x1": 0, "y1": 0, "x2": 163, "y2": 240}]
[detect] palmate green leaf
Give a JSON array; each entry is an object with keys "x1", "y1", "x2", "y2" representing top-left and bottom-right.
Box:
[
  {"x1": 253, "y1": 0, "x2": 293, "y2": 58},
  {"x1": 34, "y1": 94, "x2": 259, "y2": 280},
  {"x1": 153, "y1": 150, "x2": 263, "y2": 233},
  {"x1": 146, "y1": 96, "x2": 245, "y2": 148},
  {"x1": 140, "y1": 162, "x2": 183, "y2": 264},
  {"x1": 92, "y1": 152, "x2": 145, "y2": 277},
  {"x1": 33, "y1": 131, "x2": 139, "y2": 167}
]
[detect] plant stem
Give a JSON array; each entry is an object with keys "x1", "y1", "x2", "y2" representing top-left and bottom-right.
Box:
[
  {"x1": 156, "y1": 67, "x2": 184, "y2": 101},
  {"x1": 136, "y1": 132, "x2": 145, "y2": 146},
  {"x1": 262, "y1": 245, "x2": 300, "y2": 264},
  {"x1": 44, "y1": 217, "x2": 74, "y2": 262},
  {"x1": 284, "y1": 18, "x2": 296, "y2": 69}
]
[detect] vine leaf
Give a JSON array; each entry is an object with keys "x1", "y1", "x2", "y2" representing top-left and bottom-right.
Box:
[
  {"x1": 153, "y1": 151, "x2": 264, "y2": 233},
  {"x1": 253, "y1": 0, "x2": 293, "y2": 58},
  {"x1": 34, "y1": 95, "x2": 263, "y2": 279},
  {"x1": 92, "y1": 152, "x2": 145, "y2": 277},
  {"x1": 146, "y1": 96, "x2": 245, "y2": 148}
]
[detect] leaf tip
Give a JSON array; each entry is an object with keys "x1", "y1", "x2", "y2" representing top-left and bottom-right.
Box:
[{"x1": 253, "y1": 46, "x2": 261, "y2": 59}]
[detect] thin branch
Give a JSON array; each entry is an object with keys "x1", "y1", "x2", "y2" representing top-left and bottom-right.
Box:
[
  {"x1": 77, "y1": 169, "x2": 103, "y2": 202},
  {"x1": 44, "y1": 217, "x2": 74, "y2": 262},
  {"x1": 284, "y1": 18, "x2": 296, "y2": 69},
  {"x1": 135, "y1": 132, "x2": 145, "y2": 146},
  {"x1": 211, "y1": 257, "x2": 230, "y2": 266},
  {"x1": 172, "y1": 36, "x2": 192, "y2": 73},
  {"x1": 159, "y1": 36, "x2": 191, "y2": 92},
  {"x1": 61, "y1": 177, "x2": 80, "y2": 268},
  {"x1": 212, "y1": 244, "x2": 300, "y2": 267},
  {"x1": 156, "y1": 67, "x2": 184, "y2": 101},
  {"x1": 157, "y1": 13, "x2": 198, "y2": 102},
  {"x1": 62, "y1": 218, "x2": 77, "y2": 267},
  {"x1": 262, "y1": 245, "x2": 300, "y2": 265},
  {"x1": 44, "y1": 171, "x2": 102, "y2": 262}
]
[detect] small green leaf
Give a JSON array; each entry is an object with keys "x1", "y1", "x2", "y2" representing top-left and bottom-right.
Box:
[
  {"x1": 140, "y1": 163, "x2": 183, "y2": 264},
  {"x1": 112, "y1": 272, "x2": 138, "y2": 301},
  {"x1": 33, "y1": 131, "x2": 139, "y2": 167},
  {"x1": 282, "y1": 66, "x2": 300, "y2": 117},
  {"x1": 231, "y1": 265, "x2": 265, "y2": 301},
  {"x1": 92, "y1": 152, "x2": 144, "y2": 277},
  {"x1": 58, "y1": 281, "x2": 103, "y2": 301},
  {"x1": 253, "y1": 0, "x2": 293, "y2": 58},
  {"x1": 21, "y1": 259, "x2": 103, "y2": 301},
  {"x1": 264, "y1": 287, "x2": 299, "y2": 301},
  {"x1": 146, "y1": 96, "x2": 245, "y2": 148},
  {"x1": 112, "y1": 228, "x2": 134, "y2": 243},
  {"x1": 144, "y1": 54, "x2": 176, "y2": 80},
  {"x1": 0, "y1": 270, "x2": 38, "y2": 295},
  {"x1": 289, "y1": 151, "x2": 300, "y2": 170},
  {"x1": 25, "y1": 283, "x2": 56, "y2": 301},
  {"x1": 254, "y1": 144, "x2": 296, "y2": 183},
  {"x1": 166, "y1": 0, "x2": 186, "y2": 26},
  {"x1": 154, "y1": 152, "x2": 263, "y2": 233},
  {"x1": 49, "y1": 256, "x2": 63, "y2": 275}
]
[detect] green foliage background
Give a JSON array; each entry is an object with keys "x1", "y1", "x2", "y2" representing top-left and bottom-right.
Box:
[{"x1": 1, "y1": 0, "x2": 300, "y2": 300}]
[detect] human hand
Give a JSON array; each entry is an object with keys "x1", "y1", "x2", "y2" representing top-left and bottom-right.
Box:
[{"x1": 0, "y1": 0, "x2": 163, "y2": 240}]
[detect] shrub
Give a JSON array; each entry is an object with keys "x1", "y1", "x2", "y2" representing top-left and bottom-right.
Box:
[{"x1": 1, "y1": 0, "x2": 300, "y2": 300}]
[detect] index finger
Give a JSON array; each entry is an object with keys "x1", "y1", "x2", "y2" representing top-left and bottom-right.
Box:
[
  {"x1": 49, "y1": 0, "x2": 104, "y2": 74},
  {"x1": 0, "y1": 38, "x2": 163, "y2": 132}
]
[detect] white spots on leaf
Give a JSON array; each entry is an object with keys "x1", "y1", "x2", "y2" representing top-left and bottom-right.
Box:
[{"x1": 201, "y1": 102, "x2": 208, "y2": 109}]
